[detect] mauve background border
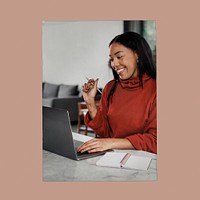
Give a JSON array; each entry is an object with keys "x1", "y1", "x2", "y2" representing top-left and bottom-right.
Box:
[{"x1": 1, "y1": 0, "x2": 199, "y2": 199}]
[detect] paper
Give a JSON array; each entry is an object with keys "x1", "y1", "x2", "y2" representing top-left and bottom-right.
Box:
[
  {"x1": 132, "y1": 150, "x2": 157, "y2": 160},
  {"x1": 96, "y1": 152, "x2": 127, "y2": 168},
  {"x1": 123, "y1": 155, "x2": 151, "y2": 170}
]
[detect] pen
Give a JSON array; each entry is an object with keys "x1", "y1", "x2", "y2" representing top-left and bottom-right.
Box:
[
  {"x1": 85, "y1": 76, "x2": 102, "y2": 94},
  {"x1": 120, "y1": 153, "x2": 131, "y2": 167}
]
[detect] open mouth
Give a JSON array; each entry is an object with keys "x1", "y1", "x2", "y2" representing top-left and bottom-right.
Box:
[{"x1": 116, "y1": 68, "x2": 125, "y2": 74}]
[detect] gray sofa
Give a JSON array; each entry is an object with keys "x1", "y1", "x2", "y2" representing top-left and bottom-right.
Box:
[
  {"x1": 42, "y1": 82, "x2": 83, "y2": 123},
  {"x1": 42, "y1": 82, "x2": 102, "y2": 123}
]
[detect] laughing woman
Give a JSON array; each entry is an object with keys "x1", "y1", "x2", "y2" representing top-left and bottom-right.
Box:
[{"x1": 78, "y1": 32, "x2": 157, "y2": 154}]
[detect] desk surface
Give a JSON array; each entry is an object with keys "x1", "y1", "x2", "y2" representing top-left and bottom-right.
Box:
[{"x1": 43, "y1": 133, "x2": 157, "y2": 182}]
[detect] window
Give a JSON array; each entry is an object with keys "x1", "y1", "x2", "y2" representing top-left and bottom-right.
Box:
[
  {"x1": 142, "y1": 21, "x2": 156, "y2": 63},
  {"x1": 124, "y1": 20, "x2": 156, "y2": 64}
]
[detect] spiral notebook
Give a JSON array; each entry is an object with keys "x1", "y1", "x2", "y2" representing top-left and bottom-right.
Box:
[{"x1": 96, "y1": 152, "x2": 152, "y2": 170}]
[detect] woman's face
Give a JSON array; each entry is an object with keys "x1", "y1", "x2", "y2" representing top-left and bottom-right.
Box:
[{"x1": 109, "y1": 42, "x2": 139, "y2": 80}]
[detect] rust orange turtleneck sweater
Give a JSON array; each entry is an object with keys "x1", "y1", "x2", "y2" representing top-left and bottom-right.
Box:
[{"x1": 84, "y1": 74, "x2": 157, "y2": 154}]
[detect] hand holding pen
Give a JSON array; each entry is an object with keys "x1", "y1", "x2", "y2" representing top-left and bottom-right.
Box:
[
  {"x1": 82, "y1": 77, "x2": 100, "y2": 119},
  {"x1": 82, "y1": 77, "x2": 102, "y2": 95}
]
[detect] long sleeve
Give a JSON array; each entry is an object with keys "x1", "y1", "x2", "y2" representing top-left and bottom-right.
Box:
[
  {"x1": 84, "y1": 75, "x2": 157, "y2": 154},
  {"x1": 84, "y1": 81, "x2": 115, "y2": 138},
  {"x1": 126, "y1": 94, "x2": 157, "y2": 153}
]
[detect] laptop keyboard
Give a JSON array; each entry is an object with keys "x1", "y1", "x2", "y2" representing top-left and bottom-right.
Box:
[
  {"x1": 74, "y1": 140, "x2": 89, "y2": 155},
  {"x1": 76, "y1": 151, "x2": 90, "y2": 156},
  {"x1": 74, "y1": 139, "x2": 108, "y2": 158}
]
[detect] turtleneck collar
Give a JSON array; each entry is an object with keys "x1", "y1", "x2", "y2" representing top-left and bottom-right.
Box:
[{"x1": 119, "y1": 73, "x2": 151, "y2": 90}]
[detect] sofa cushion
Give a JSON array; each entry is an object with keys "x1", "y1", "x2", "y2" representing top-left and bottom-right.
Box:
[
  {"x1": 43, "y1": 82, "x2": 59, "y2": 98},
  {"x1": 42, "y1": 98, "x2": 55, "y2": 107},
  {"x1": 57, "y1": 84, "x2": 79, "y2": 98}
]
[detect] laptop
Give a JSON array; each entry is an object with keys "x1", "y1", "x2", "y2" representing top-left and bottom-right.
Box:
[{"x1": 43, "y1": 106, "x2": 108, "y2": 160}]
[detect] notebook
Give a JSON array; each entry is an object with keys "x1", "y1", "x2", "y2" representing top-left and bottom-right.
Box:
[
  {"x1": 43, "y1": 106, "x2": 107, "y2": 160},
  {"x1": 96, "y1": 152, "x2": 153, "y2": 170}
]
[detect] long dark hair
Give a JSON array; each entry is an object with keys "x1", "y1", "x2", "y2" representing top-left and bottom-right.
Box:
[{"x1": 107, "y1": 32, "x2": 156, "y2": 102}]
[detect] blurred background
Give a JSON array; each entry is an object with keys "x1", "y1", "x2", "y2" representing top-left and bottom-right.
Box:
[{"x1": 42, "y1": 20, "x2": 156, "y2": 89}]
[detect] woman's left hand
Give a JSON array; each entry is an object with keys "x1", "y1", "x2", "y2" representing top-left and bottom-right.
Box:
[{"x1": 77, "y1": 138, "x2": 114, "y2": 153}]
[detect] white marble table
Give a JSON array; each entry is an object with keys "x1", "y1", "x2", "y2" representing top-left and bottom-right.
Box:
[{"x1": 43, "y1": 133, "x2": 157, "y2": 182}]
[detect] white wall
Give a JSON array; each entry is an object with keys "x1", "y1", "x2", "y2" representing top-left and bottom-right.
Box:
[{"x1": 42, "y1": 21, "x2": 123, "y2": 89}]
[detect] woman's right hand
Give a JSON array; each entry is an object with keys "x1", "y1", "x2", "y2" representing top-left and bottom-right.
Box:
[
  {"x1": 82, "y1": 78, "x2": 99, "y2": 103},
  {"x1": 82, "y1": 78, "x2": 99, "y2": 119}
]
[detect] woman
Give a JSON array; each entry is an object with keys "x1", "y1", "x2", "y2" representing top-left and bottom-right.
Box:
[{"x1": 78, "y1": 32, "x2": 157, "y2": 154}]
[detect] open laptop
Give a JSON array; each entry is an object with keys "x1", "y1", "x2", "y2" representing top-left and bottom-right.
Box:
[{"x1": 43, "y1": 106, "x2": 107, "y2": 160}]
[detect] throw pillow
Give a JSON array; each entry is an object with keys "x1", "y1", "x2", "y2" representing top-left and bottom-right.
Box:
[
  {"x1": 43, "y1": 82, "x2": 59, "y2": 98},
  {"x1": 57, "y1": 84, "x2": 79, "y2": 98}
]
